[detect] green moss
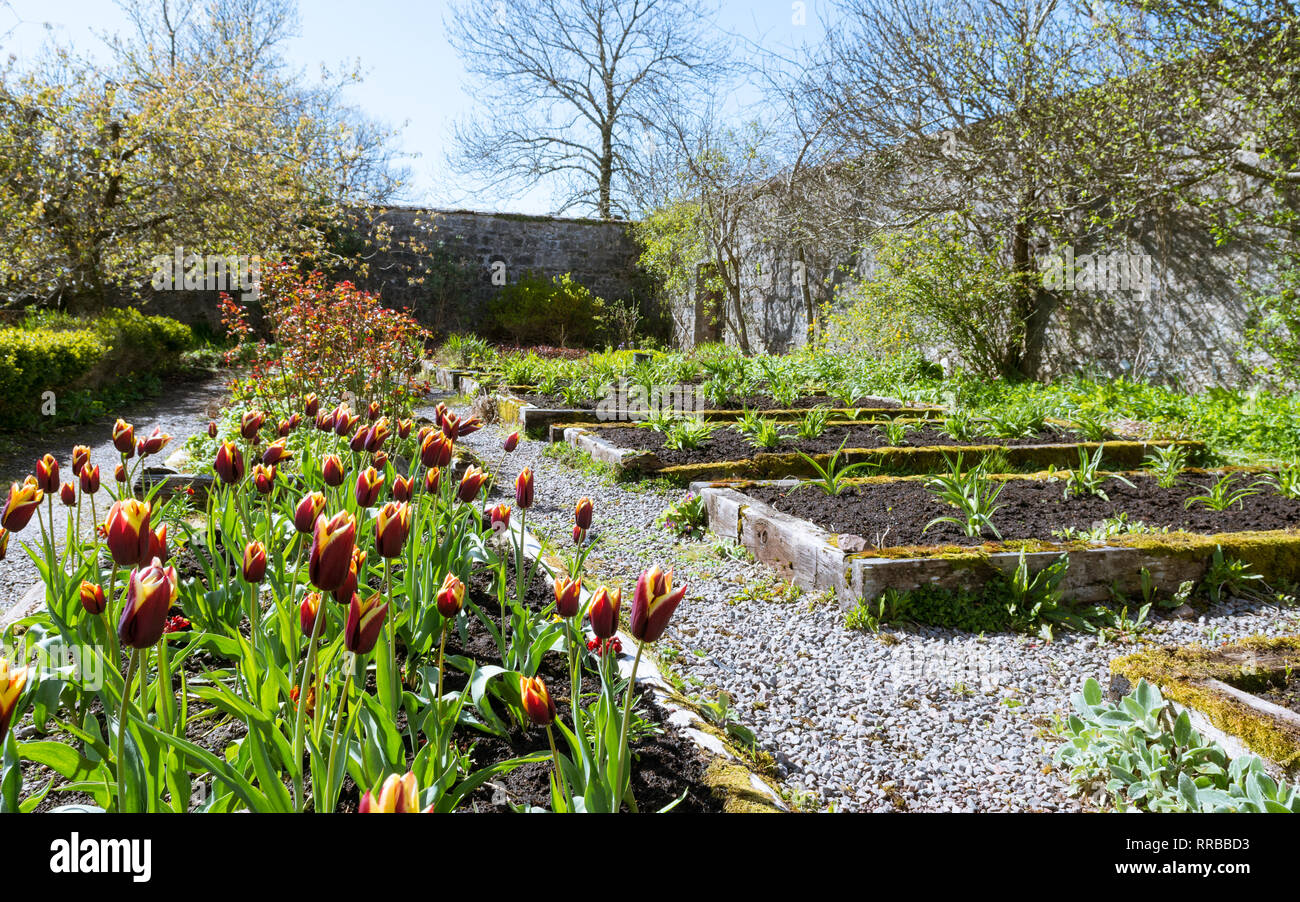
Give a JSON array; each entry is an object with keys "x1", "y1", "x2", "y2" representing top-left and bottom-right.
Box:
[
  {"x1": 1108, "y1": 530, "x2": 1300, "y2": 581},
  {"x1": 703, "y1": 760, "x2": 786, "y2": 813},
  {"x1": 1112, "y1": 637, "x2": 1300, "y2": 769}
]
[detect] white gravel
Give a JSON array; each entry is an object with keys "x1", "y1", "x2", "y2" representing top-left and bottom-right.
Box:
[{"x1": 448, "y1": 402, "x2": 1300, "y2": 812}]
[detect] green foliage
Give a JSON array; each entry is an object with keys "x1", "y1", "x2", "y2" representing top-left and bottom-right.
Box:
[
  {"x1": 1143, "y1": 444, "x2": 1187, "y2": 488},
  {"x1": 924, "y1": 454, "x2": 1007, "y2": 539},
  {"x1": 1184, "y1": 473, "x2": 1266, "y2": 512},
  {"x1": 796, "y1": 437, "x2": 879, "y2": 495},
  {"x1": 1242, "y1": 254, "x2": 1300, "y2": 389},
  {"x1": 655, "y1": 492, "x2": 709, "y2": 540},
  {"x1": 1054, "y1": 678, "x2": 1300, "y2": 812},
  {"x1": 1061, "y1": 445, "x2": 1134, "y2": 501},
  {"x1": 486, "y1": 272, "x2": 606, "y2": 347},
  {"x1": 662, "y1": 417, "x2": 717, "y2": 451}
]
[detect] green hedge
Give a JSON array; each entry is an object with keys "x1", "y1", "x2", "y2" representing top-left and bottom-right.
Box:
[
  {"x1": 485, "y1": 272, "x2": 605, "y2": 347},
  {"x1": 0, "y1": 309, "x2": 194, "y2": 431}
]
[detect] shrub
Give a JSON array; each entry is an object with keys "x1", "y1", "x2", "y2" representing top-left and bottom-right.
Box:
[{"x1": 486, "y1": 272, "x2": 605, "y2": 347}]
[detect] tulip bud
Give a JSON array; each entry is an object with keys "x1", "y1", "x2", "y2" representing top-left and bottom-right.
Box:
[
  {"x1": 397, "y1": 419, "x2": 413, "y2": 440},
  {"x1": 262, "y1": 439, "x2": 292, "y2": 466},
  {"x1": 515, "y1": 467, "x2": 534, "y2": 509},
  {"x1": 333, "y1": 405, "x2": 357, "y2": 437},
  {"x1": 240, "y1": 410, "x2": 265, "y2": 441},
  {"x1": 630, "y1": 565, "x2": 687, "y2": 643},
  {"x1": 59, "y1": 482, "x2": 76, "y2": 506},
  {"x1": 0, "y1": 655, "x2": 31, "y2": 737},
  {"x1": 359, "y1": 771, "x2": 425, "y2": 813},
  {"x1": 304, "y1": 394, "x2": 320, "y2": 417},
  {"x1": 458, "y1": 416, "x2": 483, "y2": 437},
  {"x1": 80, "y1": 464, "x2": 100, "y2": 495},
  {"x1": 114, "y1": 464, "x2": 128, "y2": 484},
  {"x1": 214, "y1": 442, "x2": 245, "y2": 485},
  {"x1": 433, "y1": 403, "x2": 448, "y2": 427},
  {"x1": 118, "y1": 557, "x2": 178, "y2": 649},
  {"x1": 136, "y1": 438, "x2": 147, "y2": 459},
  {"x1": 150, "y1": 524, "x2": 169, "y2": 563},
  {"x1": 457, "y1": 466, "x2": 488, "y2": 504},
  {"x1": 503, "y1": 430, "x2": 520, "y2": 452},
  {"x1": 208, "y1": 421, "x2": 219, "y2": 439},
  {"x1": 424, "y1": 467, "x2": 441, "y2": 495},
  {"x1": 300, "y1": 592, "x2": 321, "y2": 637},
  {"x1": 315, "y1": 411, "x2": 336, "y2": 433},
  {"x1": 554, "y1": 576, "x2": 581, "y2": 618},
  {"x1": 105, "y1": 498, "x2": 152, "y2": 567},
  {"x1": 251, "y1": 464, "x2": 277, "y2": 495},
  {"x1": 309, "y1": 510, "x2": 357, "y2": 592},
  {"x1": 35, "y1": 454, "x2": 59, "y2": 494},
  {"x1": 0, "y1": 528, "x2": 8, "y2": 561},
  {"x1": 71, "y1": 445, "x2": 91, "y2": 477},
  {"x1": 575, "y1": 497, "x2": 593, "y2": 530},
  {"x1": 322, "y1": 453, "x2": 346, "y2": 487},
  {"x1": 588, "y1": 586, "x2": 621, "y2": 640},
  {"x1": 242, "y1": 541, "x2": 267, "y2": 583},
  {"x1": 345, "y1": 592, "x2": 387, "y2": 655},
  {"x1": 141, "y1": 427, "x2": 171, "y2": 456},
  {"x1": 294, "y1": 492, "x2": 327, "y2": 534},
  {"x1": 519, "y1": 675, "x2": 555, "y2": 727},
  {"x1": 112, "y1": 419, "x2": 135, "y2": 456},
  {"x1": 80, "y1": 581, "x2": 106, "y2": 616},
  {"x1": 488, "y1": 502, "x2": 511, "y2": 535},
  {"x1": 420, "y1": 432, "x2": 453, "y2": 469},
  {"x1": 374, "y1": 501, "x2": 411, "y2": 559},
  {"x1": 367, "y1": 418, "x2": 391, "y2": 453},
  {"x1": 372, "y1": 450, "x2": 389, "y2": 469},
  {"x1": 392, "y1": 474, "x2": 413, "y2": 502},
  {"x1": 367, "y1": 401, "x2": 382, "y2": 422},
  {"x1": 350, "y1": 426, "x2": 372, "y2": 454},
  {"x1": 2, "y1": 478, "x2": 43, "y2": 533},
  {"x1": 435, "y1": 572, "x2": 465, "y2": 618},
  {"x1": 354, "y1": 466, "x2": 385, "y2": 508},
  {"x1": 277, "y1": 419, "x2": 293, "y2": 438}
]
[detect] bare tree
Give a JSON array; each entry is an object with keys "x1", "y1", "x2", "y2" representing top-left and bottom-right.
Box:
[{"x1": 445, "y1": 0, "x2": 730, "y2": 218}]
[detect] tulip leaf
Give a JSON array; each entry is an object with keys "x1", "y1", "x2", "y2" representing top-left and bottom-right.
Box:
[{"x1": 133, "y1": 713, "x2": 275, "y2": 813}]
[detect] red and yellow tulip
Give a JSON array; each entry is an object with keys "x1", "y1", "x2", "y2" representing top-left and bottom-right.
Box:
[
  {"x1": 118, "y1": 557, "x2": 179, "y2": 649},
  {"x1": 345, "y1": 592, "x2": 388, "y2": 655},
  {"x1": 435, "y1": 572, "x2": 465, "y2": 618},
  {"x1": 309, "y1": 510, "x2": 357, "y2": 592},
  {"x1": 629, "y1": 565, "x2": 687, "y2": 643},
  {"x1": 588, "y1": 586, "x2": 621, "y2": 640},
  {"x1": 374, "y1": 501, "x2": 411, "y2": 558},
  {"x1": 519, "y1": 675, "x2": 556, "y2": 727},
  {"x1": 105, "y1": 499, "x2": 152, "y2": 567}
]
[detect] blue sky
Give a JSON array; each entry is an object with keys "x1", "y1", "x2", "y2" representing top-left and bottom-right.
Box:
[{"x1": 5, "y1": 1, "x2": 827, "y2": 214}]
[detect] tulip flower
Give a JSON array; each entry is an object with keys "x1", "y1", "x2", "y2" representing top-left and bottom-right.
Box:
[
  {"x1": 59, "y1": 482, "x2": 76, "y2": 506},
  {"x1": 588, "y1": 586, "x2": 621, "y2": 640},
  {"x1": 277, "y1": 419, "x2": 293, "y2": 438},
  {"x1": 424, "y1": 467, "x2": 441, "y2": 495},
  {"x1": 304, "y1": 394, "x2": 320, "y2": 417},
  {"x1": 0, "y1": 655, "x2": 30, "y2": 736},
  {"x1": 251, "y1": 464, "x2": 277, "y2": 495},
  {"x1": 112, "y1": 419, "x2": 135, "y2": 456},
  {"x1": 136, "y1": 438, "x2": 148, "y2": 458},
  {"x1": 554, "y1": 576, "x2": 582, "y2": 618},
  {"x1": 141, "y1": 427, "x2": 171, "y2": 456},
  {"x1": 240, "y1": 410, "x2": 265, "y2": 441},
  {"x1": 309, "y1": 510, "x2": 357, "y2": 592},
  {"x1": 488, "y1": 502, "x2": 511, "y2": 535},
  {"x1": 433, "y1": 402, "x2": 448, "y2": 427},
  {"x1": 457, "y1": 466, "x2": 488, "y2": 504},
  {"x1": 374, "y1": 501, "x2": 411, "y2": 559},
  {"x1": 214, "y1": 442, "x2": 245, "y2": 485},
  {"x1": 333, "y1": 405, "x2": 358, "y2": 436},
  {"x1": 575, "y1": 497, "x2": 593, "y2": 531},
  {"x1": 294, "y1": 492, "x2": 327, "y2": 534},
  {"x1": 435, "y1": 572, "x2": 465, "y2": 618},
  {"x1": 114, "y1": 464, "x2": 128, "y2": 484},
  {"x1": 519, "y1": 675, "x2": 556, "y2": 727},
  {"x1": 359, "y1": 771, "x2": 430, "y2": 813},
  {"x1": 345, "y1": 592, "x2": 388, "y2": 655},
  {"x1": 322, "y1": 453, "x2": 346, "y2": 487},
  {"x1": 367, "y1": 418, "x2": 391, "y2": 453},
  {"x1": 515, "y1": 467, "x2": 534, "y2": 509},
  {"x1": 35, "y1": 454, "x2": 59, "y2": 494},
  {"x1": 0, "y1": 528, "x2": 8, "y2": 561},
  {"x1": 71, "y1": 445, "x2": 91, "y2": 477},
  {"x1": 300, "y1": 593, "x2": 321, "y2": 637},
  {"x1": 80, "y1": 581, "x2": 106, "y2": 615},
  {"x1": 392, "y1": 475, "x2": 413, "y2": 503},
  {"x1": 315, "y1": 411, "x2": 336, "y2": 433},
  {"x1": 332, "y1": 548, "x2": 365, "y2": 604},
  {"x1": 440, "y1": 412, "x2": 460, "y2": 439},
  {"x1": 80, "y1": 464, "x2": 100, "y2": 495},
  {"x1": 262, "y1": 439, "x2": 292, "y2": 466},
  {"x1": 354, "y1": 466, "x2": 385, "y2": 508},
  {"x1": 349, "y1": 426, "x2": 372, "y2": 454},
  {"x1": 397, "y1": 418, "x2": 413, "y2": 440},
  {"x1": 118, "y1": 558, "x2": 178, "y2": 649},
  {"x1": 629, "y1": 565, "x2": 687, "y2": 643},
  {"x1": 367, "y1": 401, "x2": 382, "y2": 422},
  {"x1": 420, "y1": 432, "x2": 453, "y2": 469},
  {"x1": 573, "y1": 524, "x2": 585, "y2": 545},
  {"x1": 457, "y1": 416, "x2": 483, "y2": 437},
  {"x1": 207, "y1": 421, "x2": 219, "y2": 439},
  {"x1": 242, "y1": 541, "x2": 268, "y2": 583},
  {"x1": 503, "y1": 430, "x2": 520, "y2": 452},
  {"x1": 105, "y1": 498, "x2": 152, "y2": 567},
  {"x1": 149, "y1": 524, "x2": 170, "y2": 563},
  {"x1": 2, "y1": 478, "x2": 43, "y2": 533},
  {"x1": 372, "y1": 451, "x2": 389, "y2": 469}
]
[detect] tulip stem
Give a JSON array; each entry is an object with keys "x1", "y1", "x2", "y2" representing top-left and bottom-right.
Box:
[
  {"x1": 385, "y1": 559, "x2": 399, "y2": 716},
  {"x1": 116, "y1": 648, "x2": 140, "y2": 811},
  {"x1": 616, "y1": 641, "x2": 644, "y2": 813},
  {"x1": 291, "y1": 593, "x2": 327, "y2": 812},
  {"x1": 436, "y1": 623, "x2": 448, "y2": 724},
  {"x1": 545, "y1": 724, "x2": 573, "y2": 812},
  {"x1": 322, "y1": 672, "x2": 353, "y2": 814}
]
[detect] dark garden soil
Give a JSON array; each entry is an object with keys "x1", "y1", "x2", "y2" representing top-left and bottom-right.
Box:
[
  {"x1": 743, "y1": 472, "x2": 1300, "y2": 547},
  {"x1": 1251, "y1": 676, "x2": 1300, "y2": 718},
  {"x1": 517, "y1": 390, "x2": 902, "y2": 412},
  {"x1": 16, "y1": 553, "x2": 722, "y2": 813},
  {"x1": 597, "y1": 423, "x2": 1086, "y2": 466}
]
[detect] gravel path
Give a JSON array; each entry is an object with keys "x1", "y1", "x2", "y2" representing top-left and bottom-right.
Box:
[
  {"x1": 451, "y1": 407, "x2": 1300, "y2": 812},
  {"x1": 0, "y1": 373, "x2": 229, "y2": 604}
]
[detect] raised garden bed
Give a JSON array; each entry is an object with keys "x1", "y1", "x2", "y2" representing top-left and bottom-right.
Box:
[
  {"x1": 1112, "y1": 637, "x2": 1300, "y2": 778},
  {"x1": 566, "y1": 421, "x2": 1203, "y2": 483},
  {"x1": 693, "y1": 470, "x2": 1300, "y2": 607}
]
